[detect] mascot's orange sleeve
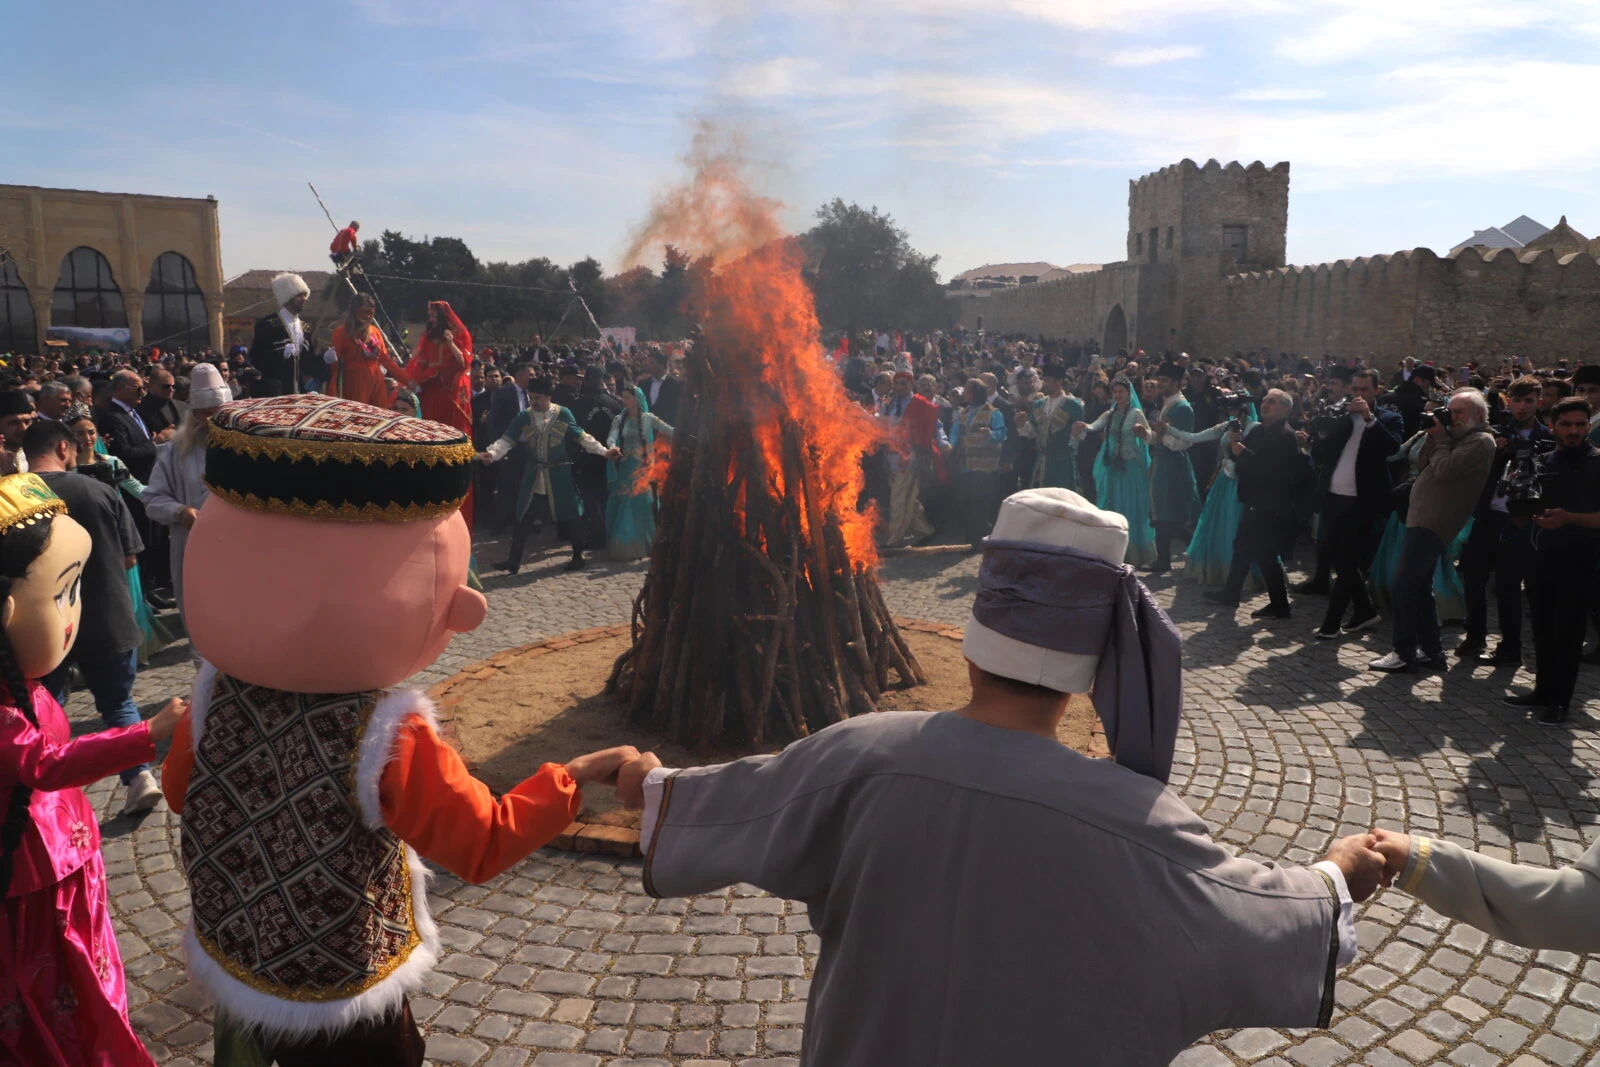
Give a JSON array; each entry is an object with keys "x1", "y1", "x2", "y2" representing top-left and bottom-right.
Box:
[{"x1": 162, "y1": 712, "x2": 580, "y2": 884}]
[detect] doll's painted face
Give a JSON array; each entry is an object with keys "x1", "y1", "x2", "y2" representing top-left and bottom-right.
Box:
[{"x1": 3, "y1": 515, "x2": 92, "y2": 679}]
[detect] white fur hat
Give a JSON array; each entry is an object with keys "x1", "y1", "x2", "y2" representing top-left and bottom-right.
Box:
[
  {"x1": 962, "y1": 488, "x2": 1129, "y2": 693},
  {"x1": 189, "y1": 363, "x2": 232, "y2": 410},
  {"x1": 271, "y1": 272, "x2": 310, "y2": 307}
]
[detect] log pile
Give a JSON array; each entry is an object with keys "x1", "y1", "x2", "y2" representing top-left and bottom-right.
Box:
[{"x1": 608, "y1": 328, "x2": 926, "y2": 751}]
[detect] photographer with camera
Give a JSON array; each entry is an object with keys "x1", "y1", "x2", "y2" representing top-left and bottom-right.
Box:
[
  {"x1": 1308, "y1": 369, "x2": 1403, "y2": 639},
  {"x1": 1503, "y1": 397, "x2": 1600, "y2": 725},
  {"x1": 1295, "y1": 367, "x2": 1355, "y2": 595},
  {"x1": 1369, "y1": 390, "x2": 1495, "y2": 673},
  {"x1": 1455, "y1": 377, "x2": 1551, "y2": 667}
]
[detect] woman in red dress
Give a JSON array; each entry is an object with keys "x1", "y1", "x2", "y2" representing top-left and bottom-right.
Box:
[{"x1": 404, "y1": 301, "x2": 475, "y2": 525}]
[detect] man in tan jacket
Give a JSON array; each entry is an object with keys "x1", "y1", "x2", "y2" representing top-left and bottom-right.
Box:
[
  {"x1": 1369, "y1": 388, "x2": 1495, "y2": 673},
  {"x1": 1373, "y1": 829, "x2": 1600, "y2": 952}
]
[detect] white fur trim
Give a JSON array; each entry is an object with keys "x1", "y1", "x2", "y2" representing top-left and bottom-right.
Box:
[
  {"x1": 187, "y1": 660, "x2": 219, "y2": 747},
  {"x1": 354, "y1": 689, "x2": 439, "y2": 831},
  {"x1": 182, "y1": 844, "x2": 440, "y2": 1040}
]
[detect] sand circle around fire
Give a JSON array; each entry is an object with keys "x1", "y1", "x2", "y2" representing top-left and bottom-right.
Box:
[{"x1": 435, "y1": 626, "x2": 1103, "y2": 817}]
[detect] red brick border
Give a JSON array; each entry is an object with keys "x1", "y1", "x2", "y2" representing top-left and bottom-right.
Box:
[{"x1": 427, "y1": 620, "x2": 1111, "y2": 856}]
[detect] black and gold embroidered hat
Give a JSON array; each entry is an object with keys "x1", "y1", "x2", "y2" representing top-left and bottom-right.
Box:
[{"x1": 204, "y1": 395, "x2": 475, "y2": 522}]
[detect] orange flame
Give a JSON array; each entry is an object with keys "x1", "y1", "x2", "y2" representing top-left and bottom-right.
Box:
[{"x1": 627, "y1": 123, "x2": 884, "y2": 567}]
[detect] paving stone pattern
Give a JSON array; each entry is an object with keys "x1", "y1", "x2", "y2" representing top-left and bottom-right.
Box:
[{"x1": 80, "y1": 542, "x2": 1600, "y2": 1065}]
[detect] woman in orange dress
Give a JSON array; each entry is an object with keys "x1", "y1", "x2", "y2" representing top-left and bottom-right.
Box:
[
  {"x1": 403, "y1": 300, "x2": 475, "y2": 526},
  {"x1": 325, "y1": 293, "x2": 403, "y2": 408}
]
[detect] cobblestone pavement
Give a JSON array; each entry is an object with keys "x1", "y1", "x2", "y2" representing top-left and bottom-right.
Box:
[{"x1": 79, "y1": 540, "x2": 1600, "y2": 1066}]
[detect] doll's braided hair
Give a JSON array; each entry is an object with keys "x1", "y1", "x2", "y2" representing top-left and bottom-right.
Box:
[{"x1": 0, "y1": 518, "x2": 58, "y2": 896}]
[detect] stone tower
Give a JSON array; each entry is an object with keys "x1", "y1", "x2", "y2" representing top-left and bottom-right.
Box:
[{"x1": 1124, "y1": 159, "x2": 1290, "y2": 352}]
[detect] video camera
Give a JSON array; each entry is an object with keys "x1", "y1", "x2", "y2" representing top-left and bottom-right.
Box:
[{"x1": 1495, "y1": 433, "x2": 1556, "y2": 517}]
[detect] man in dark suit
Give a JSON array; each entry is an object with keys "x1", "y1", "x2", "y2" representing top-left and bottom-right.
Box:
[
  {"x1": 1205, "y1": 389, "x2": 1312, "y2": 620},
  {"x1": 638, "y1": 349, "x2": 682, "y2": 426},
  {"x1": 137, "y1": 365, "x2": 181, "y2": 442},
  {"x1": 247, "y1": 272, "x2": 312, "y2": 396},
  {"x1": 486, "y1": 362, "x2": 533, "y2": 532},
  {"x1": 96, "y1": 369, "x2": 159, "y2": 482},
  {"x1": 1307, "y1": 368, "x2": 1404, "y2": 637},
  {"x1": 1456, "y1": 376, "x2": 1552, "y2": 666}
]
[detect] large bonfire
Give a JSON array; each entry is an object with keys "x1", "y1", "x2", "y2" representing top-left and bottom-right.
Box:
[{"x1": 608, "y1": 130, "x2": 925, "y2": 750}]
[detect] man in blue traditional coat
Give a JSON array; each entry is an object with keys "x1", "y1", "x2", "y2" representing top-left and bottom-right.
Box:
[
  {"x1": 477, "y1": 377, "x2": 620, "y2": 574},
  {"x1": 1147, "y1": 362, "x2": 1200, "y2": 574},
  {"x1": 1021, "y1": 362, "x2": 1083, "y2": 491}
]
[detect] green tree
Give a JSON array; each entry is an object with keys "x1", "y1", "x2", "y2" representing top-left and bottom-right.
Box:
[{"x1": 805, "y1": 200, "x2": 945, "y2": 334}]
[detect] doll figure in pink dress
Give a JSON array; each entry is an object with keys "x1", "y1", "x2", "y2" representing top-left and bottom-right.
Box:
[{"x1": 0, "y1": 473, "x2": 186, "y2": 1067}]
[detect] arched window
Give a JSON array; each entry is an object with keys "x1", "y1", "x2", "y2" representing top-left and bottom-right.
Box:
[
  {"x1": 143, "y1": 251, "x2": 208, "y2": 351},
  {"x1": 52, "y1": 247, "x2": 127, "y2": 329},
  {"x1": 0, "y1": 255, "x2": 36, "y2": 355}
]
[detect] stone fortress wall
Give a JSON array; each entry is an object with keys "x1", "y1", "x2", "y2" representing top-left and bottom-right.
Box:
[{"x1": 955, "y1": 159, "x2": 1600, "y2": 367}]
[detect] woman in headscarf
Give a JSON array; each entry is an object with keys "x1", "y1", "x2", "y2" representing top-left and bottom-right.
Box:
[
  {"x1": 1164, "y1": 392, "x2": 1259, "y2": 586},
  {"x1": 404, "y1": 301, "x2": 472, "y2": 431},
  {"x1": 605, "y1": 386, "x2": 673, "y2": 560},
  {"x1": 403, "y1": 301, "x2": 474, "y2": 527},
  {"x1": 142, "y1": 363, "x2": 231, "y2": 629},
  {"x1": 1072, "y1": 377, "x2": 1156, "y2": 566},
  {"x1": 324, "y1": 292, "x2": 402, "y2": 409}
]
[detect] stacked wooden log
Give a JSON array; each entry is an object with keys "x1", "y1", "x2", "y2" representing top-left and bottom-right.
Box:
[{"x1": 608, "y1": 329, "x2": 925, "y2": 751}]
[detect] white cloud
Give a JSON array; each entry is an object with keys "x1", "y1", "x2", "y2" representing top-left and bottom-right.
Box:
[
  {"x1": 1106, "y1": 45, "x2": 1203, "y2": 68},
  {"x1": 1231, "y1": 87, "x2": 1327, "y2": 102}
]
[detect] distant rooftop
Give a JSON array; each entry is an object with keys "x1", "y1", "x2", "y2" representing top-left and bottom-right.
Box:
[{"x1": 1449, "y1": 215, "x2": 1550, "y2": 255}]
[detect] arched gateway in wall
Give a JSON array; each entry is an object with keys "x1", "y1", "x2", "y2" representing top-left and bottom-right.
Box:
[{"x1": 1103, "y1": 303, "x2": 1128, "y2": 358}]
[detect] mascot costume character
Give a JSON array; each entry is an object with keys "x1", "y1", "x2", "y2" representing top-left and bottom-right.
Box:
[{"x1": 159, "y1": 395, "x2": 636, "y2": 1065}]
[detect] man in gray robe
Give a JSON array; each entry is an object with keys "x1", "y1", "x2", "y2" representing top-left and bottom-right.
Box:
[{"x1": 618, "y1": 488, "x2": 1386, "y2": 1067}]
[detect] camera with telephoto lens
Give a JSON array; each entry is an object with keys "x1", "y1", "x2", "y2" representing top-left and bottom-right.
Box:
[
  {"x1": 1418, "y1": 406, "x2": 1452, "y2": 431},
  {"x1": 1496, "y1": 435, "x2": 1556, "y2": 517}
]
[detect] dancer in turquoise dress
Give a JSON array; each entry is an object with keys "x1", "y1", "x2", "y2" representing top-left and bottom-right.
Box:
[
  {"x1": 605, "y1": 386, "x2": 674, "y2": 561},
  {"x1": 1369, "y1": 431, "x2": 1474, "y2": 619},
  {"x1": 1164, "y1": 395, "x2": 1258, "y2": 586},
  {"x1": 1073, "y1": 378, "x2": 1156, "y2": 566}
]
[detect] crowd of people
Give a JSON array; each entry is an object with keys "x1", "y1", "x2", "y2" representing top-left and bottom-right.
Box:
[
  {"x1": 847, "y1": 331, "x2": 1600, "y2": 726},
  {"x1": 4, "y1": 268, "x2": 1600, "y2": 1064}
]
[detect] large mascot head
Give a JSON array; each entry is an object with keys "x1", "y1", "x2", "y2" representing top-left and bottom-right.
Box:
[{"x1": 184, "y1": 395, "x2": 487, "y2": 693}]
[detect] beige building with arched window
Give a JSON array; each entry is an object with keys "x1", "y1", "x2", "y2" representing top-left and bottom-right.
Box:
[{"x1": 0, "y1": 183, "x2": 223, "y2": 354}]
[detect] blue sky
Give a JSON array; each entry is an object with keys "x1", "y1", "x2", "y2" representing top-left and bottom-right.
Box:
[{"x1": 9, "y1": 0, "x2": 1600, "y2": 281}]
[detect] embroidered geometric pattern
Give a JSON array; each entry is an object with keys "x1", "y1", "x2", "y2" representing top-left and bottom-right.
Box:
[
  {"x1": 180, "y1": 673, "x2": 421, "y2": 1001},
  {"x1": 213, "y1": 394, "x2": 465, "y2": 444}
]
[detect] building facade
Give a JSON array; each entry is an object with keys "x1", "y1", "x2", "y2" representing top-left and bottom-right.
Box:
[
  {"x1": 952, "y1": 159, "x2": 1600, "y2": 367},
  {"x1": 0, "y1": 184, "x2": 224, "y2": 354}
]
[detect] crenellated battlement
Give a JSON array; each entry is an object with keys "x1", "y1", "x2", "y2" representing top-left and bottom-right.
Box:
[{"x1": 1127, "y1": 158, "x2": 1290, "y2": 199}]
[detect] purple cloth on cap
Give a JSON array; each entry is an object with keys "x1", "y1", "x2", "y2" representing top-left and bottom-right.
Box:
[{"x1": 973, "y1": 539, "x2": 1183, "y2": 783}]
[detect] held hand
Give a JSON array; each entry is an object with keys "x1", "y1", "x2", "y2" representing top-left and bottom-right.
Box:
[
  {"x1": 147, "y1": 698, "x2": 189, "y2": 744},
  {"x1": 606, "y1": 447, "x2": 623, "y2": 461},
  {"x1": 1349, "y1": 396, "x2": 1372, "y2": 420},
  {"x1": 177, "y1": 506, "x2": 200, "y2": 530},
  {"x1": 564, "y1": 746, "x2": 641, "y2": 788},
  {"x1": 1071, "y1": 421, "x2": 1088, "y2": 434},
  {"x1": 1323, "y1": 833, "x2": 1387, "y2": 902},
  {"x1": 475, "y1": 451, "x2": 494, "y2": 465},
  {"x1": 616, "y1": 752, "x2": 664, "y2": 810},
  {"x1": 1371, "y1": 829, "x2": 1412, "y2": 888},
  {"x1": 1534, "y1": 508, "x2": 1571, "y2": 529},
  {"x1": 1294, "y1": 429, "x2": 1310, "y2": 447},
  {"x1": 1132, "y1": 424, "x2": 1150, "y2": 440}
]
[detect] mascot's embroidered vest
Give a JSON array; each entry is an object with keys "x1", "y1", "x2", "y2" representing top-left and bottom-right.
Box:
[{"x1": 180, "y1": 665, "x2": 438, "y2": 1035}]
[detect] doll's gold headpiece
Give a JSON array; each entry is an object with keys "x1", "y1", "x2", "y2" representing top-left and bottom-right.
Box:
[{"x1": 0, "y1": 474, "x2": 67, "y2": 535}]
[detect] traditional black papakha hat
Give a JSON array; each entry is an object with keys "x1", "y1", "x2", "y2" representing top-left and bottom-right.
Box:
[
  {"x1": 1155, "y1": 362, "x2": 1186, "y2": 382},
  {"x1": 1041, "y1": 363, "x2": 1068, "y2": 380},
  {"x1": 204, "y1": 394, "x2": 475, "y2": 522}
]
